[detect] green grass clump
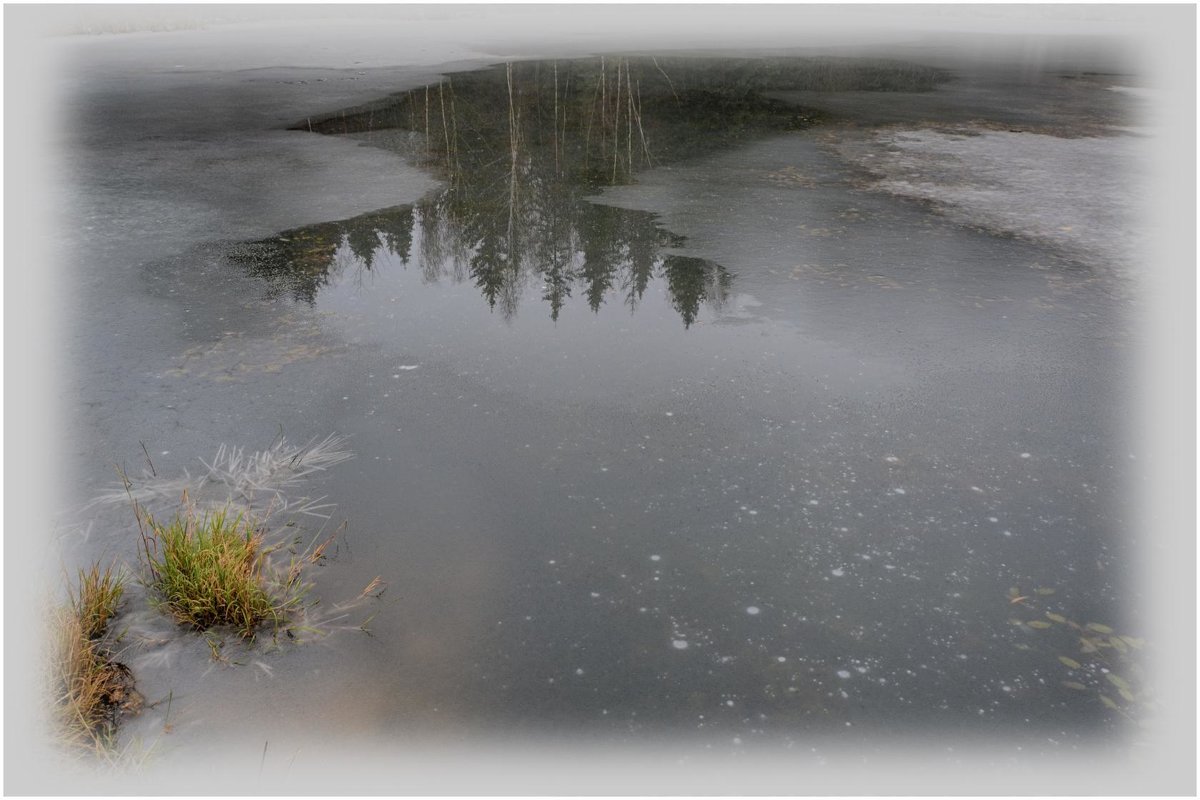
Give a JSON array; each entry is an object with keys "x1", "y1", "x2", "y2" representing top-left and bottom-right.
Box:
[{"x1": 140, "y1": 507, "x2": 295, "y2": 637}]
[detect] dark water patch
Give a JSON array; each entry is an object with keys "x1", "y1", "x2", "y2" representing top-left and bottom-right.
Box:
[
  {"x1": 291, "y1": 56, "x2": 948, "y2": 145},
  {"x1": 226, "y1": 57, "x2": 944, "y2": 323},
  {"x1": 228, "y1": 201, "x2": 730, "y2": 327}
]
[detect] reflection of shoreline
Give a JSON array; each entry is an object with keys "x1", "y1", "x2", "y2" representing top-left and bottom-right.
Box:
[
  {"x1": 228, "y1": 200, "x2": 731, "y2": 327},
  {"x1": 235, "y1": 57, "x2": 948, "y2": 323}
]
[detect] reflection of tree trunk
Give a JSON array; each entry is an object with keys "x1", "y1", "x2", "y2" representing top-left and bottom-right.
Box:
[
  {"x1": 447, "y1": 78, "x2": 460, "y2": 174},
  {"x1": 600, "y1": 56, "x2": 607, "y2": 136},
  {"x1": 612, "y1": 59, "x2": 622, "y2": 183},
  {"x1": 506, "y1": 62, "x2": 519, "y2": 257},
  {"x1": 560, "y1": 67, "x2": 571, "y2": 177},
  {"x1": 626, "y1": 64, "x2": 633, "y2": 176},
  {"x1": 632, "y1": 78, "x2": 653, "y2": 167},
  {"x1": 439, "y1": 82, "x2": 451, "y2": 169},
  {"x1": 553, "y1": 62, "x2": 560, "y2": 177}
]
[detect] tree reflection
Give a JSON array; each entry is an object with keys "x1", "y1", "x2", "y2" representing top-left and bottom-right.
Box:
[{"x1": 236, "y1": 57, "x2": 943, "y2": 324}]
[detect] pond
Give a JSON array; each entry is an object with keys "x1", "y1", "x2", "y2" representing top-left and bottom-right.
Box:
[{"x1": 43, "y1": 41, "x2": 1154, "y2": 789}]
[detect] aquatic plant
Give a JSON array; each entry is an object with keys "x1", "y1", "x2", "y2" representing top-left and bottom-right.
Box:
[
  {"x1": 1006, "y1": 586, "x2": 1150, "y2": 722},
  {"x1": 137, "y1": 506, "x2": 296, "y2": 638},
  {"x1": 92, "y1": 433, "x2": 383, "y2": 642},
  {"x1": 51, "y1": 565, "x2": 138, "y2": 754},
  {"x1": 71, "y1": 561, "x2": 125, "y2": 640}
]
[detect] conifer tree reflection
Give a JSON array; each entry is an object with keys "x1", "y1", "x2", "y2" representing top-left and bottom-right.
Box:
[{"x1": 241, "y1": 56, "x2": 937, "y2": 324}]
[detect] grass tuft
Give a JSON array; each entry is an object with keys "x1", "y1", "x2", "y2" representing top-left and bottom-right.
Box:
[
  {"x1": 52, "y1": 566, "x2": 137, "y2": 754},
  {"x1": 140, "y1": 506, "x2": 301, "y2": 637},
  {"x1": 71, "y1": 562, "x2": 125, "y2": 640}
]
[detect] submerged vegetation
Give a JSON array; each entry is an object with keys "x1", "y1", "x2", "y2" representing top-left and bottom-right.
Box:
[
  {"x1": 1006, "y1": 586, "x2": 1150, "y2": 724},
  {"x1": 235, "y1": 57, "x2": 947, "y2": 324},
  {"x1": 52, "y1": 564, "x2": 139, "y2": 754}
]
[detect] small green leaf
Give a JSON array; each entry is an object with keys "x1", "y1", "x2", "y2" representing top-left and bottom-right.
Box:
[
  {"x1": 1027, "y1": 620, "x2": 1052, "y2": 629},
  {"x1": 1062, "y1": 681, "x2": 1088, "y2": 691},
  {"x1": 1013, "y1": 643, "x2": 1031, "y2": 651},
  {"x1": 1099, "y1": 694, "x2": 1119, "y2": 710},
  {"x1": 1007, "y1": 587, "x2": 1021, "y2": 598},
  {"x1": 1058, "y1": 656, "x2": 1082, "y2": 669},
  {"x1": 1108, "y1": 636, "x2": 1129, "y2": 654},
  {"x1": 1035, "y1": 588, "x2": 1056, "y2": 595},
  {"x1": 1085, "y1": 623, "x2": 1114, "y2": 634},
  {"x1": 1118, "y1": 687, "x2": 1136, "y2": 703},
  {"x1": 1045, "y1": 612, "x2": 1067, "y2": 624},
  {"x1": 1079, "y1": 638, "x2": 1099, "y2": 653},
  {"x1": 1119, "y1": 635, "x2": 1145, "y2": 650},
  {"x1": 1105, "y1": 673, "x2": 1131, "y2": 691}
]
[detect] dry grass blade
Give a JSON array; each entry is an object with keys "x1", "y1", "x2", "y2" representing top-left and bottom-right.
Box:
[
  {"x1": 357, "y1": 576, "x2": 386, "y2": 600},
  {"x1": 71, "y1": 562, "x2": 125, "y2": 640},
  {"x1": 51, "y1": 567, "x2": 140, "y2": 756},
  {"x1": 93, "y1": 435, "x2": 354, "y2": 513}
]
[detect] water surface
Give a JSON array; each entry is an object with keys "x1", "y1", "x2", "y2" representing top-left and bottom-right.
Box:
[{"x1": 72, "y1": 54, "x2": 1140, "y2": 755}]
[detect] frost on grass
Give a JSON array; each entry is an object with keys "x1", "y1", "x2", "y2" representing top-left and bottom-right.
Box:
[
  {"x1": 93, "y1": 434, "x2": 383, "y2": 643},
  {"x1": 98, "y1": 434, "x2": 353, "y2": 519}
]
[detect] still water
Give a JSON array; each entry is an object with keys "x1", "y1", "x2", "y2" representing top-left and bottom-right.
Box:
[{"x1": 71, "y1": 55, "x2": 1140, "y2": 755}]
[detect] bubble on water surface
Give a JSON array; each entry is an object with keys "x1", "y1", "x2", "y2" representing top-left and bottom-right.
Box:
[
  {"x1": 746, "y1": 606, "x2": 761, "y2": 615},
  {"x1": 672, "y1": 640, "x2": 690, "y2": 650}
]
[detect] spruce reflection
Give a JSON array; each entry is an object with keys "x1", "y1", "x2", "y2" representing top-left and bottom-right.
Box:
[{"x1": 236, "y1": 57, "x2": 943, "y2": 324}]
